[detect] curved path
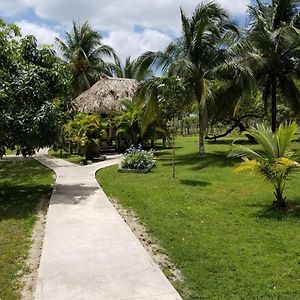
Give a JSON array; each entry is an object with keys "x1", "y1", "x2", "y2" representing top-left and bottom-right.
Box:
[{"x1": 34, "y1": 150, "x2": 182, "y2": 300}]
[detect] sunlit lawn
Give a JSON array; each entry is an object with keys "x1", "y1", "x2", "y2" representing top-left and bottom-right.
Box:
[
  {"x1": 0, "y1": 158, "x2": 54, "y2": 300},
  {"x1": 97, "y1": 135, "x2": 300, "y2": 299}
]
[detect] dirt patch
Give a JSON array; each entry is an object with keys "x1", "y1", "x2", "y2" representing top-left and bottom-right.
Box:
[
  {"x1": 21, "y1": 191, "x2": 52, "y2": 300},
  {"x1": 110, "y1": 198, "x2": 184, "y2": 283}
]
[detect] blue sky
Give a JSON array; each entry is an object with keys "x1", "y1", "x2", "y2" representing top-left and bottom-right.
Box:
[{"x1": 0, "y1": 0, "x2": 258, "y2": 61}]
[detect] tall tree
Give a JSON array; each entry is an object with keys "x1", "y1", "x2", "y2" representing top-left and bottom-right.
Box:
[
  {"x1": 108, "y1": 55, "x2": 153, "y2": 80},
  {"x1": 138, "y1": 2, "x2": 239, "y2": 155},
  {"x1": 0, "y1": 20, "x2": 72, "y2": 156},
  {"x1": 245, "y1": 0, "x2": 300, "y2": 132},
  {"x1": 56, "y1": 21, "x2": 115, "y2": 96}
]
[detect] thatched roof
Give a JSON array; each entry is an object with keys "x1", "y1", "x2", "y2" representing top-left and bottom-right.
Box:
[{"x1": 75, "y1": 77, "x2": 139, "y2": 114}]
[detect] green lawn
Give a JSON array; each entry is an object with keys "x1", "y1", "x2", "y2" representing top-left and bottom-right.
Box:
[
  {"x1": 0, "y1": 158, "x2": 54, "y2": 300},
  {"x1": 48, "y1": 149, "x2": 106, "y2": 165},
  {"x1": 48, "y1": 149, "x2": 84, "y2": 164},
  {"x1": 97, "y1": 135, "x2": 300, "y2": 299}
]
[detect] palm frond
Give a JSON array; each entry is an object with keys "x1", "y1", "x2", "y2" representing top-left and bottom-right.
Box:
[{"x1": 233, "y1": 158, "x2": 261, "y2": 173}]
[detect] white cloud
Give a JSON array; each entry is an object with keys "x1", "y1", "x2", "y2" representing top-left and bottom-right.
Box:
[
  {"x1": 8, "y1": 0, "x2": 250, "y2": 34},
  {"x1": 2, "y1": 0, "x2": 251, "y2": 63},
  {"x1": 0, "y1": 0, "x2": 26, "y2": 16},
  {"x1": 16, "y1": 20, "x2": 61, "y2": 46},
  {"x1": 103, "y1": 29, "x2": 172, "y2": 61}
]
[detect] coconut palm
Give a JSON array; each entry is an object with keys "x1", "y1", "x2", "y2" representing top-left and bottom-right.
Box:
[
  {"x1": 244, "y1": 0, "x2": 300, "y2": 132},
  {"x1": 108, "y1": 55, "x2": 153, "y2": 80},
  {"x1": 230, "y1": 121, "x2": 300, "y2": 208},
  {"x1": 137, "y1": 76, "x2": 190, "y2": 177},
  {"x1": 56, "y1": 21, "x2": 115, "y2": 96},
  {"x1": 114, "y1": 100, "x2": 142, "y2": 147},
  {"x1": 138, "y1": 2, "x2": 239, "y2": 155}
]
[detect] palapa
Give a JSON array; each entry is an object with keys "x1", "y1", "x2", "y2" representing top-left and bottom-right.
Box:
[{"x1": 75, "y1": 77, "x2": 139, "y2": 114}]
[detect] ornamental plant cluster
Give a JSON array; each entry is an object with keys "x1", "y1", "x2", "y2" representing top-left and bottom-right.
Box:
[{"x1": 121, "y1": 145, "x2": 156, "y2": 170}]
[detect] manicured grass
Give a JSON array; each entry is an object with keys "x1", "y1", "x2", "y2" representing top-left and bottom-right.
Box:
[
  {"x1": 0, "y1": 158, "x2": 54, "y2": 300},
  {"x1": 48, "y1": 149, "x2": 84, "y2": 164},
  {"x1": 48, "y1": 149, "x2": 106, "y2": 165},
  {"x1": 97, "y1": 135, "x2": 300, "y2": 299}
]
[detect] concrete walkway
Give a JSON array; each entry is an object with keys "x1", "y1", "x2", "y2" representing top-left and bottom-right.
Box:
[{"x1": 34, "y1": 150, "x2": 182, "y2": 300}]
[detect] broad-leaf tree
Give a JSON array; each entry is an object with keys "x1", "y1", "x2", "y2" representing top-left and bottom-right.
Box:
[{"x1": 0, "y1": 20, "x2": 72, "y2": 156}]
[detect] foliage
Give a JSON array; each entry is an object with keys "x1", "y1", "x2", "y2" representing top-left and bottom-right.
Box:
[
  {"x1": 98, "y1": 135, "x2": 300, "y2": 299},
  {"x1": 56, "y1": 21, "x2": 115, "y2": 96},
  {"x1": 138, "y1": 2, "x2": 241, "y2": 155},
  {"x1": 242, "y1": 0, "x2": 300, "y2": 131},
  {"x1": 64, "y1": 112, "x2": 106, "y2": 159},
  {"x1": 138, "y1": 76, "x2": 189, "y2": 177},
  {"x1": 0, "y1": 159, "x2": 54, "y2": 300},
  {"x1": 0, "y1": 20, "x2": 72, "y2": 156},
  {"x1": 137, "y1": 77, "x2": 189, "y2": 130},
  {"x1": 230, "y1": 121, "x2": 300, "y2": 207},
  {"x1": 114, "y1": 101, "x2": 142, "y2": 147},
  {"x1": 121, "y1": 145, "x2": 156, "y2": 170},
  {"x1": 107, "y1": 55, "x2": 152, "y2": 80}
]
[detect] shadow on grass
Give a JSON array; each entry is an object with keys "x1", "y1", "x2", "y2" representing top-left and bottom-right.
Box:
[
  {"x1": 249, "y1": 199, "x2": 300, "y2": 220},
  {"x1": 180, "y1": 179, "x2": 210, "y2": 187},
  {"x1": 206, "y1": 139, "x2": 254, "y2": 145},
  {"x1": 0, "y1": 184, "x2": 52, "y2": 221},
  {"x1": 160, "y1": 151, "x2": 240, "y2": 171}
]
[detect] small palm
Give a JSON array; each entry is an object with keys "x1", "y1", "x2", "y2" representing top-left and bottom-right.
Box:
[{"x1": 230, "y1": 121, "x2": 300, "y2": 207}]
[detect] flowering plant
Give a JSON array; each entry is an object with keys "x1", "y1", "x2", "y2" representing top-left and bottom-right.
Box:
[{"x1": 121, "y1": 145, "x2": 156, "y2": 170}]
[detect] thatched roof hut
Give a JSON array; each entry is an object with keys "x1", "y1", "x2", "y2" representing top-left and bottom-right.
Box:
[{"x1": 75, "y1": 77, "x2": 139, "y2": 114}]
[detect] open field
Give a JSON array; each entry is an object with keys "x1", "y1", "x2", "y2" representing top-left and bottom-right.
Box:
[{"x1": 97, "y1": 135, "x2": 300, "y2": 299}]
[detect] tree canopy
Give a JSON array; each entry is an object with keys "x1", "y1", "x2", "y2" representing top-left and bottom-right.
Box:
[{"x1": 0, "y1": 19, "x2": 72, "y2": 156}]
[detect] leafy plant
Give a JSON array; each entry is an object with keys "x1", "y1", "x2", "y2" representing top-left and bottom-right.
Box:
[
  {"x1": 0, "y1": 20, "x2": 72, "y2": 156},
  {"x1": 121, "y1": 145, "x2": 156, "y2": 170},
  {"x1": 64, "y1": 112, "x2": 106, "y2": 160},
  {"x1": 230, "y1": 121, "x2": 300, "y2": 207},
  {"x1": 56, "y1": 21, "x2": 115, "y2": 96}
]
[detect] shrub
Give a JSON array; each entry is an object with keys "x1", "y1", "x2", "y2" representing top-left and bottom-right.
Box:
[{"x1": 121, "y1": 145, "x2": 156, "y2": 170}]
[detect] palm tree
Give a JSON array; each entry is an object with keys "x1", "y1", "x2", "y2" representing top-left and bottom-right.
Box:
[
  {"x1": 114, "y1": 100, "x2": 142, "y2": 147},
  {"x1": 244, "y1": 0, "x2": 300, "y2": 132},
  {"x1": 138, "y1": 2, "x2": 239, "y2": 155},
  {"x1": 230, "y1": 121, "x2": 300, "y2": 208},
  {"x1": 137, "y1": 76, "x2": 190, "y2": 177},
  {"x1": 108, "y1": 55, "x2": 153, "y2": 80},
  {"x1": 56, "y1": 21, "x2": 115, "y2": 96}
]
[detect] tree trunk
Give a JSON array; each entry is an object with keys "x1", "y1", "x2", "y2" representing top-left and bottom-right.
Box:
[
  {"x1": 151, "y1": 138, "x2": 155, "y2": 148},
  {"x1": 198, "y1": 100, "x2": 206, "y2": 156},
  {"x1": 271, "y1": 80, "x2": 277, "y2": 133},
  {"x1": 274, "y1": 187, "x2": 286, "y2": 208},
  {"x1": 195, "y1": 76, "x2": 206, "y2": 157}
]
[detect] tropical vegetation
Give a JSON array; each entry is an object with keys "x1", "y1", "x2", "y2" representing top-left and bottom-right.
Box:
[
  {"x1": 231, "y1": 121, "x2": 300, "y2": 207},
  {"x1": 56, "y1": 21, "x2": 115, "y2": 96},
  {"x1": 2, "y1": 0, "x2": 300, "y2": 299}
]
